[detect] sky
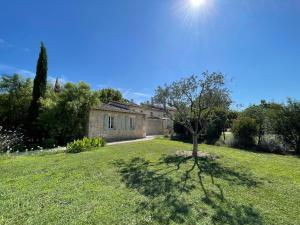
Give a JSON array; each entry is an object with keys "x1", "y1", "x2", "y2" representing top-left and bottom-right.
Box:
[{"x1": 0, "y1": 0, "x2": 300, "y2": 107}]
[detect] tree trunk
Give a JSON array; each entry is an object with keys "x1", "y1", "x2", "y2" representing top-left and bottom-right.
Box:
[{"x1": 192, "y1": 134, "x2": 198, "y2": 157}]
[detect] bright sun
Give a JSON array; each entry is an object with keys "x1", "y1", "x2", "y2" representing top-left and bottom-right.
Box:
[{"x1": 190, "y1": 0, "x2": 205, "y2": 8}]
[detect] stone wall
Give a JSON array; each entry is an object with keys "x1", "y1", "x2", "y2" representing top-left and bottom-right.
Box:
[
  {"x1": 88, "y1": 110, "x2": 146, "y2": 141},
  {"x1": 146, "y1": 118, "x2": 164, "y2": 135},
  {"x1": 143, "y1": 108, "x2": 165, "y2": 118},
  {"x1": 146, "y1": 118, "x2": 174, "y2": 135}
]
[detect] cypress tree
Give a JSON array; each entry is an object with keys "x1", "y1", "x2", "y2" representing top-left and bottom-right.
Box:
[
  {"x1": 28, "y1": 42, "x2": 48, "y2": 137},
  {"x1": 54, "y1": 78, "x2": 61, "y2": 93},
  {"x1": 32, "y1": 42, "x2": 48, "y2": 101}
]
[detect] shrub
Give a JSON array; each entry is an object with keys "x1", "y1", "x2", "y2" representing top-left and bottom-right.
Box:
[
  {"x1": 232, "y1": 117, "x2": 258, "y2": 147},
  {"x1": 37, "y1": 82, "x2": 99, "y2": 146},
  {"x1": 205, "y1": 119, "x2": 223, "y2": 145},
  {"x1": 42, "y1": 138, "x2": 57, "y2": 149},
  {"x1": 270, "y1": 99, "x2": 300, "y2": 154},
  {"x1": 66, "y1": 137, "x2": 105, "y2": 153},
  {"x1": 258, "y1": 135, "x2": 289, "y2": 153},
  {"x1": 0, "y1": 126, "x2": 25, "y2": 153}
]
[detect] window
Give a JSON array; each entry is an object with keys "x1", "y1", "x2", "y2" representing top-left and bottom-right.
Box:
[
  {"x1": 130, "y1": 117, "x2": 135, "y2": 130},
  {"x1": 109, "y1": 116, "x2": 114, "y2": 129}
]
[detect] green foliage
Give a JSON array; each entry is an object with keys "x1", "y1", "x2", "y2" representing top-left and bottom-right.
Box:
[
  {"x1": 154, "y1": 72, "x2": 231, "y2": 152},
  {"x1": 66, "y1": 137, "x2": 105, "y2": 153},
  {"x1": 38, "y1": 81, "x2": 99, "y2": 146},
  {"x1": 205, "y1": 108, "x2": 228, "y2": 144},
  {"x1": 0, "y1": 74, "x2": 33, "y2": 128},
  {"x1": 232, "y1": 117, "x2": 258, "y2": 147},
  {"x1": 173, "y1": 108, "x2": 228, "y2": 144},
  {"x1": 0, "y1": 126, "x2": 25, "y2": 153},
  {"x1": 242, "y1": 103, "x2": 266, "y2": 144},
  {"x1": 271, "y1": 99, "x2": 300, "y2": 153},
  {"x1": 97, "y1": 88, "x2": 123, "y2": 103},
  {"x1": 1, "y1": 139, "x2": 300, "y2": 224},
  {"x1": 33, "y1": 42, "x2": 48, "y2": 100},
  {"x1": 28, "y1": 42, "x2": 48, "y2": 137},
  {"x1": 226, "y1": 110, "x2": 239, "y2": 129},
  {"x1": 41, "y1": 138, "x2": 57, "y2": 149}
]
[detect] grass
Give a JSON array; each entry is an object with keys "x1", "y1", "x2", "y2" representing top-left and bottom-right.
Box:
[{"x1": 0, "y1": 139, "x2": 300, "y2": 225}]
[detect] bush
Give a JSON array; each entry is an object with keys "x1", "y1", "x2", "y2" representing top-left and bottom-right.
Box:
[
  {"x1": 37, "y1": 81, "x2": 100, "y2": 146},
  {"x1": 205, "y1": 119, "x2": 223, "y2": 144},
  {"x1": 270, "y1": 99, "x2": 300, "y2": 154},
  {"x1": 42, "y1": 138, "x2": 57, "y2": 149},
  {"x1": 66, "y1": 137, "x2": 105, "y2": 153},
  {"x1": 232, "y1": 117, "x2": 258, "y2": 147},
  {"x1": 258, "y1": 135, "x2": 289, "y2": 153},
  {"x1": 0, "y1": 126, "x2": 25, "y2": 153}
]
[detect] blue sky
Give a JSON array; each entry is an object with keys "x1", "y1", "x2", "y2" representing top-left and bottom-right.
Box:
[{"x1": 0, "y1": 0, "x2": 299, "y2": 106}]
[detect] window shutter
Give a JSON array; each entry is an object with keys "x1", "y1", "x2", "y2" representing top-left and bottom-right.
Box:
[
  {"x1": 133, "y1": 118, "x2": 136, "y2": 130},
  {"x1": 122, "y1": 115, "x2": 126, "y2": 130},
  {"x1": 118, "y1": 115, "x2": 122, "y2": 130},
  {"x1": 125, "y1": 115, "x2": 129, "y2": 130},
  {"x1": 103, "y1": 114, "x2": 108, "y2": 131},
  {"x1": 114, "y1": 116, "x2": 117, "y2": 130}
]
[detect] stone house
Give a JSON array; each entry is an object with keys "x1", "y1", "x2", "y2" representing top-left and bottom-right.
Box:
[{"x1": 87, "y1": 101, "x2": 174, "y2": 141}]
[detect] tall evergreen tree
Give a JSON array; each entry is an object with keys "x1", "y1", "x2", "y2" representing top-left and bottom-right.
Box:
[
  {"x1": 32, "y1": 42, "x2": 48, "y2": 101},
  {"x1": 28, "y1": 42, "x2": 48, "y2": 137},
  {"x1": 54, "y1": 78, "x2": 61, "y2": 93}
]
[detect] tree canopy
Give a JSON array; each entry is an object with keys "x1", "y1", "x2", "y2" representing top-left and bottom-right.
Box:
[
  {"x1": 154, "y1": 72, "x2": 231, "y2": 155},
  {"x1": 97, "y1": 88, "x2": 124, "y2": 103}
]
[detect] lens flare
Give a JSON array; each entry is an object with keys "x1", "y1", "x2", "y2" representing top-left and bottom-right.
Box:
[{"x1": 190, "y1": 0, "x2": 205, "y2": 8}]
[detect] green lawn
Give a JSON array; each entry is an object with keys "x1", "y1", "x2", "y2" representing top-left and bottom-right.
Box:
[{"x1": 0, "y1": 139, "x2": 300, "y2": 225}]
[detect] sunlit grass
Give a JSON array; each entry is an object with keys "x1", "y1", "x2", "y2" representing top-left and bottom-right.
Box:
[{"x1": 0, "y1": 139, "x2": 299, "y2": 224}]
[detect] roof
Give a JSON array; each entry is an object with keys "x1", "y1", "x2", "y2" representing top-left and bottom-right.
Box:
[
  {"x1": 110, "y1": 101, "x2": 141, "y2": 108},
  {"x1": 142, "y1": 104, "x2": 176, "y2": 112},
  {"x1": 93, "y1": 103, "x2": 143, "y2": 115}
]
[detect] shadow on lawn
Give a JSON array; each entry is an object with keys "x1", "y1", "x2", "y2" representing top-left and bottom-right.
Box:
[{"x1": 115, "y1": 155, "x2": 263, "y2": 225}]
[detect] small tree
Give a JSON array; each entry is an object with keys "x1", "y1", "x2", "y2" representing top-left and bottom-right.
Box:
[
  {"x1": 242, "y1": 101, "x2": 267, "y2": 145},
  {"x1": 28, "y1": 42, "x2": 48, "y2": 129},
  {"x1": 232, "y1": 117, "x2": 258, "y2": 147},
  {"x1": 205, "y1": 108, "x2": 228, "y2": 144},
  {"x1": 154, "y1": 72, "x2": 231, "y2": 156},
  {"x1": 272, "y1": 99, "x2": 300, "y2": 154}
]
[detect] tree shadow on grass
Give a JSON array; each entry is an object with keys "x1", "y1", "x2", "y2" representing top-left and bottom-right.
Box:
[
  {"x1": 115, "y1": 157, "x2": 195, "y2": 224},
  {"x1": 115, "y1": 155, "x2": 264, "y2": 225},
  {"x1": 162, "y1": 155, "x2": 263, "y2": 187}
]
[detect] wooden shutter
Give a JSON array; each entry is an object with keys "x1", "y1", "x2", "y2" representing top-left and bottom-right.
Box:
[
  {"x1": 113, "y1": 116, "x2": 117, "y2": 130},
  {"x1": 125, "y1": 115, "x2": 129, "y2": 130},
  {"x1": 103, "y1": 114, "x2": 108, "y2": 131},
  {"x1": 122, "y1": 115, "x2": 126, "y2": 130}
]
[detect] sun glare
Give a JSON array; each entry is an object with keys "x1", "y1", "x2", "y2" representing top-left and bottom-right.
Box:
[{"x1": 190, "y1": 0, "x2": 205, "y2": 8}]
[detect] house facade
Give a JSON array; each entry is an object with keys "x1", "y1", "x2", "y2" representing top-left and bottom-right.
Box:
[{"x1": 88, "y1": 101, "x2": 174, "y2": 141}]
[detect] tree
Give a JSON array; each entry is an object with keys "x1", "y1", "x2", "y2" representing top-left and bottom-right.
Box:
[
  {"x1": 97, "y1": 88, "x2": 123, "y2": 103},
  {"x1": 271, "y1": 99, "x2": 300, "y2": 154},
  {"x1": 38, "y1": 81, "x2": 99, "y2": 145},
  {"x1": 54, "y1": 78, "x2": 62, "y2": 93},
  {"x1": 0, "y1": 74, "x2": 32, "y2": 129},
  {"x1": 242, "y1": 101, "x2": 266, "y2": 145},
  {"x1": 154, "y1": 72, "x2": 231, "y2": 156},
  {"x1": 206, "y1": 107, "x2": 228, "y2": 143},
  {"x1": 232, "y1": 117, "x2": 258, "y2": 147},
  {"x1": 28, "y1": 42, "x2": 48, "y2": 130}
]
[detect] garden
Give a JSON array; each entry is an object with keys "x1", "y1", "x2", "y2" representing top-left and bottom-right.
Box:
[{"x1": 0, "y1": 138, "x2": 299, "y2": 224}]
